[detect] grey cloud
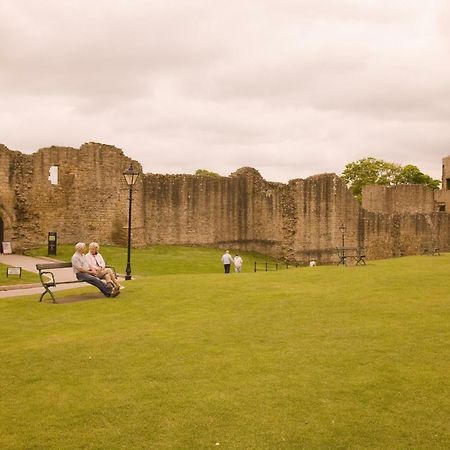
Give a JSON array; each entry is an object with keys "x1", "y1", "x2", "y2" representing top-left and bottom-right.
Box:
[
  {"x1": 0, "y1": 0, "x2": 449, "y2": 184},
  {"x1": 0, "y1": 0, "x2": 225, "y2": 105}
]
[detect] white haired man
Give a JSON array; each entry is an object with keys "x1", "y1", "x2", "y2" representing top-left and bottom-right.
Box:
[
  {"x1": 221, "y1": 250, "x2": 233, "y2": 274},
  {"x1": 71, "y1": 242, "x2": 119, "y2": 297}
]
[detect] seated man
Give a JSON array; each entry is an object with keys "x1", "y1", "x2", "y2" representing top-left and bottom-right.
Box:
[
  {"x1": 86, "y1": 242, "x2": 122, "y2": 292},
  {"x1": 71, "y1": 242, "x2": 119, "y2": 297}
]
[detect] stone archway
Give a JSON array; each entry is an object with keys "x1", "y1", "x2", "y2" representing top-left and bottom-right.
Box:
[
  {"x1": 0, "y1": 210, "x2": 13, "y2": 251},
  {"x1": 0, "y1": 217, "x2": 3, "y2": 252}
]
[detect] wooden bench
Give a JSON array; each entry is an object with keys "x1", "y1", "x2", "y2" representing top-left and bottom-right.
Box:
[
  {"x1": 419, "y1": 243, "x2": 440, "y2": 256},
  {"x1": 336, "y1": 247, "x2": 366, "y2": 266},
  {"x1": 36, "y1": 262, "x2": 116, "y2": 303}
]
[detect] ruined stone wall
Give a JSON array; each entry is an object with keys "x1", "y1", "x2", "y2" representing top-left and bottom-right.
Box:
[
  {"x1": 141, "y1": 171, "x2": 377, "y2": 263},
  {"x1": 142, "y1": 167, "x2": 286, "y2": 257},
  {"x1": 362, "y1": 184, "x2": 435, "y2": 214},
  {"x1": 436, "y1": 156, "x2": 450, "y2": 212},
  {"x1": 359, "y1": 178, "x2": 450, "y2": 258},
  {"x1": 442, "y1": 156, "x2": 450, "y2": 189},
  {"x1": 287, "y1": 174, "x2": 360, "y2": 262},
  {"x1": 434, "y1": 190, "x2": 450, "y2": 212},
  {"x1": 2, "y1": 142, "x2": 450, "y2": 263},
  {"x1": 0, "y1": 143, "x2": 145, "y2": 250},
  {"x1": 361, "y1": 211, "x2": 450, "y2": 259},
  {"x1": 0, "y1": 144, "x2": 23, "y2": 242}
]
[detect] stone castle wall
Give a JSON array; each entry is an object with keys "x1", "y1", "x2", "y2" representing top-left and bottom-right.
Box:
[
  {"x1": 362, "y1": 184, "x2": 435, "y2": 214},
  {"x1": 1, "y1": 142, "x2": 449, "y2": 263},
  {"x1": 0, "y1": 143, "x2": 145, "y2": 248},
  {"x1": 142, "y1": 167, "x2": 286, "y2": 257}
]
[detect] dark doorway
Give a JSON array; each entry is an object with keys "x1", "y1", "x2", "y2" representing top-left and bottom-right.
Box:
[{"x1": 0, "y1": 217, "x2": 3, "y2": 252}]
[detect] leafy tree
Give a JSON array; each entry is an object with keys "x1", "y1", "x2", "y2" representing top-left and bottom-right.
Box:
[
  {"x1": 341, "y1": 157, "x2": 400, "y2": 201},
  {"x1": 341, "y1": 157, "x2": 440, "y2": 202},
  {"x1": 195, "y1": 169, "x2": 220, "y2": 178},
  {"x1": 394, "y1": 164, "x2": 440, "y2": 189}
]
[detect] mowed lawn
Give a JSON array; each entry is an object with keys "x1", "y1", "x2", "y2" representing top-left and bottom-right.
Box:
[
  {"x1": 25, "y1": 244, "x2": 279, "y2": 276},
  {"x1": 0, "y1": 263, "x2": 40, "y2": 286},
  {"x1": 0, "y1": 250, "x2": 449, "y2": 449}
]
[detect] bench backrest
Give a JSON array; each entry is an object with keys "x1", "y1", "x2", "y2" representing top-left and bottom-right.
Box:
[
  {"x1": 336, "y1": 247, "x2": 366, "y2": 257},
  {"x1": 36, "y1": 262, "x2": 73, "y2": 271}
]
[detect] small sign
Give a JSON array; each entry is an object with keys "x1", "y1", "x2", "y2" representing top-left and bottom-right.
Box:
[
  {"x1": 7, "y1": 266, "x2": 21, "y2": 278},
  {"x1": 48, "y1": 232, "x2": 57, "y2": 256},
  {"x1": 2, "y1": 241, "x2": 12, "y2": 254}
]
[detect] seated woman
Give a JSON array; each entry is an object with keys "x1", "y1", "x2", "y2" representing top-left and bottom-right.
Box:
[{"x1": 85, "y1": 242, "x2": 122, "y2": 292}]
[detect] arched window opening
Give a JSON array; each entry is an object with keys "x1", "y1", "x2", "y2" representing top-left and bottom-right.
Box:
[{"x1": 49, "y1": 166, "x2": 59, "y2": 185}]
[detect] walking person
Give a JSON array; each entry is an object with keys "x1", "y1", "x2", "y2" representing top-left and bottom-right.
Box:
[
  {"x1": 233, "y1": 254, "x2": 243, "y2": 273},
  {"x1": 221, "y1": 250, "x2": 233, "y2": 274},
  {"x1": 71, "y1": 242, "x2": 119, "y2": 297}
]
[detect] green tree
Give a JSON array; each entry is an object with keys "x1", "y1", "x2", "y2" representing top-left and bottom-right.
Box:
[
  {"x1": 341, "y1": 157, "x2": 401, "y2": 201},
  {"x1": 341, "y1": 157, "x2": 440, "y2": 202},
  {"x1": 394, "y1": 164, "x2": 440, "y2": 189},
  {"x1": 195, "y1": 169, "x2": 221, "y2": 178}
]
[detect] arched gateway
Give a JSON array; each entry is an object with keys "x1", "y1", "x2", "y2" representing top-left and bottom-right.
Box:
[{"x1": 0, "y1": 217, "x2": 4, "y2": 251}]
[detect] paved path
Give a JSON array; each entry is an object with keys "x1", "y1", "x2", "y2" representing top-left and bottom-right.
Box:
[{"x1": 0, "y1": 254, "x2": 79, "y2": 299}]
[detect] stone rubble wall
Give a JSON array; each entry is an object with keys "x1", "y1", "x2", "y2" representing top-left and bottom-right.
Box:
[
  {"x1": 289, "y1": 174, "x2": 353, "y2": 262},
  {"x1": 362, "y1": 184, "x2": 435, "y2": 214},
  {"x1": 361, "y1": 211, "x2": 450, "y2": 259},
  {"x1": 142, "y1": 167, "x2": 286, "y2": 257},
  {"x1": 1, "y1": 142, "x2": 449, "y2": 263},
  {"x1": 0, "y1": 143, "x2": 145, "y2": 249}
]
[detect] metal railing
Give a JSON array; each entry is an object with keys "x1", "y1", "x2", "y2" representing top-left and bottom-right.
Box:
[
  {"x1": 254, "y1": 261, "x2": 278, "y2": 272},
  {"x1": 253, "y1": 261, "x2": 300, "y2": 272}
]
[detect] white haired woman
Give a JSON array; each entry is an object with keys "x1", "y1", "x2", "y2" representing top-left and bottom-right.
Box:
[{"x1": 85, "y1": 242, "x2": 122, "y2": 293}]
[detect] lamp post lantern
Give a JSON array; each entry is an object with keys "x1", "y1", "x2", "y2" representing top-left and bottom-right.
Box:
[
  {"x1": 123, "y1": 164, "x2": 139, "y2": 280},
  {"x1": 339, "y1": 223, "x2": 346, "y2": 265}
]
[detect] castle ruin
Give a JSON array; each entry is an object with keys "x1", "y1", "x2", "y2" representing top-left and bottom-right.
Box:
[{"x1": 1, "y1": 142, "x2": 450, "y2": 263}]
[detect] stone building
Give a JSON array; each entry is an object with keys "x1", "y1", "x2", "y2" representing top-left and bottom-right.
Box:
[{"x1": 1, "y1": 142, "x2": 449, "y2": 263}]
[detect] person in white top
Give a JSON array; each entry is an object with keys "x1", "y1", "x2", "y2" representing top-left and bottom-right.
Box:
[
  {"x1": 221, "y1": 250, "x2": 233, "y2": 273},
  {"x1": 85, "y1": 242, "x2": 122, "y2": 292},
  {"x1": 233, "y1": 254, "x2": 243, "y2": 273}
]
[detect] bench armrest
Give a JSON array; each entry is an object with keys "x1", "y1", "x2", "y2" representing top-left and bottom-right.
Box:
[{"x1": 39, "y1": 270, "x2": 56, "y2": 286}]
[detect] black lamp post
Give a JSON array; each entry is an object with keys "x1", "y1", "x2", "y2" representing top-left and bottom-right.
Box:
[
  {"x1": 123, "y1": 164, "x2": 139, "y2": 280},
  {"x1": 339, "y1": 223, "x2": 346, "y2": 265}
]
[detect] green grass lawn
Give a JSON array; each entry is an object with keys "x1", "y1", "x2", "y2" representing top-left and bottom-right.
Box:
[
  {"x1": 25, "y1": 244, "x2": 280, "y2": 275},
  {"x1": 0, "y1": 263, "x2": 40, "y2": 286},
  {"x1": 1, "y1": 253, "x2": 449, "y2": 449}
]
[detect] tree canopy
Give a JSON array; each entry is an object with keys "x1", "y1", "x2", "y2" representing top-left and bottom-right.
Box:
[
  {"x1": 394, "y1": 164, "x2": 440, "y2": 188},
  {"x1": 341, "y1": 157, "x2": 440, "y2": 202},
  {"x1": 194, "y1": 169, "x2": 221, "y2": 178}
]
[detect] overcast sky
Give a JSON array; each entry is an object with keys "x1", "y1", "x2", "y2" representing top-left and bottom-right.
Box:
[{"x1": 1, "y1": 0, "x2": 449, "y2": 183}]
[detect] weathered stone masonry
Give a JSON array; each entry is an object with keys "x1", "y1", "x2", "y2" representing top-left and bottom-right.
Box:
[{"x1": 1, "y1": 142, "x2": 450, "y2": 263}]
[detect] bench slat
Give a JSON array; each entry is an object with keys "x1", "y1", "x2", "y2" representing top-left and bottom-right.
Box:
[
  {"x1": 43, "y1": 280, "x2": 81, "y2": 286},
  {"x1": 36, "y1": 262, "x2": 73, "y2": 270}
]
